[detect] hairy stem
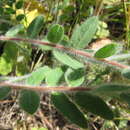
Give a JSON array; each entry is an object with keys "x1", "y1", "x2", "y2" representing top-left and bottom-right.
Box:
[
  {"x1": 0, "y1": 35, "x2": 129, "y2": 69},
  {"x1": 0, "y1": 82, "x2": 91, "y2": 92}
]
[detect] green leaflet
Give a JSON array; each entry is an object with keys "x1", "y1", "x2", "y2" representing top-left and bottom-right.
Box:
[
  {"x1": 15, "y1": 0, "x2": 24, "y2": 9},
  {"x1": 91, "y1": 84, "x2": 130, "y2": 96},
  {"x1": 27, "y1": 15, "x2": 44, "y2": 38},
  {"x1": 94, "y1": 44, "x2": 117, "y2": 59},
  {"x1": 120, "y1": 93, "x2": 130, "y2": 107},
  {"x1": 45, "y1": 67, "x2": 63, "y2": 86},
  {"x1": 0, "y1": 42, "x2": 18, "y2": 75},
  {"x1": 51, "y1": 92, "x2": 88, "y2": 128},
  {"x1": 70, "y1": 16, "x2": 98, "y2": 49},
  {"x1": 19, "y1": 67, "x2": 50, "y2": 115},
  {"x1": 0, "y1": 87, "x2": 11, "y2": 100},
  {"x1": 5, "y1": 24, "x2": 24, "y2": 37},
  {"x1": 47, "y1": 24, "x2": 64, "y2": 43},
  {"x1": 74, "y1": 92, "x2": 114, "y2": 120},
  {"x1": 19, "y1": 90, "x2": 40, "y2": 114},
  {"x1": 26, "y1": 66, "x2": 50, "y2": 85},
  {"x1": 0, "y1": 55, "x2": 13, "y2": 75},
  {"x1": 121, "y1": 68, "x2": 130, "y2": 79},
  {"x1": 70, "y1": 25, "x2": 80, "y2": 47},
  {"x1": 53, "y1": 50, "x2": 84, "y2": 69},
  {"x1": 5, "y1": 8, "x2": 15, "y2": 14},
  {"x1": 16, "y1": 62, "x2": 29, "y2": 76},
  {"x1": 4, "y1": 42, "x2": 18, "y2": 59},
  {"x1": 16, "y1": 14, "x2": 25, "y2": 21},
  {"x1": 65, "y1": 68, "x2": 85, "y2": 86}
]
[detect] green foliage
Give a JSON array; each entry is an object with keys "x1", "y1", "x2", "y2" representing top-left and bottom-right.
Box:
[
  {"x1": 0, "y1": 0, "x2": 130, "y2": 129},
  {"x1": 70, "y1": 16, "x2": 99, "y2": 48},
  {"x1": 65, "y1": 68, "x2": 85, "y2": 86},
  {"x1": 94, "y1": 21, "x2": 110, "y2": 39},
  {"x1": 0, "y1": 0, "x2": 25, "y2": 26},
  {"x1": 74, "y1": 92, "x2": 114, "y2": 120},
  {"x1": 120, "y1": 93, "x2": 130, "y2": 107},
  {"x1": 26, "y1": 66, "x2": 50, "y2": 85},
  {"x1": 121, "y1": 68, "x2": 130, "y2": 79},
  {"x1": 51, "y1": 92, "x2": 88, "y2": 128},
  {"x1": 27, "y1": 15, "x2": 44, "y2": 38},
  {"x1": 47, "y1": 24, "x2": 64, "y2": 43},
  {"x1": 53, "y1": 50, "x2": 84, "y2": 69},
  {"x1": 5, "y1": 24, "x2": 24, "y2": 37},
  {"x1": 0, "y1": 42, "x2": 18, "y2": 75},
  {"x1": 6, "y1": 0, "x2": 16, "y2": 6},
  {"x1": 19, "y1": 90, "x2": 40, "y2": 114},
  {"x1": 0, "y1": 55, "x2": 13, "y2": 75},
  {"x1": 5, "y1": 8, "x2": 16, "y2": 14},
  {"x1": 0, "y1": 0, "x2": 29, "y2": 76},
  {"x1": 0, "y1": 87, "x2": 11, "y2": 100},
  {"x1": 15, "y1": 0, "x2": 24, "y2": 9},
  {"x1": 16, "y1": 14, "x2": 25, "y2": 21},
  {"x1": 92, "y1": 84, "x2": 130, "y2": 97},
  {"x1": 45, "y1": 67, "x2": 63, "y2": 86},
  {"x1": 94, "y1": 44, "x2": 117, "y2": 58}
]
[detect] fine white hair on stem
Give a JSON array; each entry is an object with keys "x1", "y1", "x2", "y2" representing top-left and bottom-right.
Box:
[
  {"x1": 0, "y1": 82, "x2": 92, "y2": 92},
  {"x1": 0, "y1": 73, "x2": 32, "y2": 83},
  {"x1": 0, "y1": 35, "x2": 128, "y2": 69}
]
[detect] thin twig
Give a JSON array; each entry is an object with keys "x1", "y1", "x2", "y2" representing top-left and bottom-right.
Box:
[{"x1": 0, "y1": 100, "x2": 15, "y2": 104}]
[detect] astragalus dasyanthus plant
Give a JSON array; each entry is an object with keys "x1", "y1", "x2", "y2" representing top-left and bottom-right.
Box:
[{"x1": 1, "y1": 15, "x2": 130, "y2": 129}]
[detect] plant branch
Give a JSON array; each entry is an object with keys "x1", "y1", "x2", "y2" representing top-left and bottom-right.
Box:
[
  {"x1": 0, "y1": 36, "x2": 129, "y2": 69},
  {"x1": 0, "y1": 82, "x2": 92, "y2": 92}
]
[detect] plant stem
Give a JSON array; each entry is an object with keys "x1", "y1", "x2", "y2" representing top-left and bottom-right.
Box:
[
  {"x1": 0, "y1": 82, "x2": 91, "y2": 92},
  {"x1": 0, "y1": 36, "x2": 129, "y2": 69}
]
